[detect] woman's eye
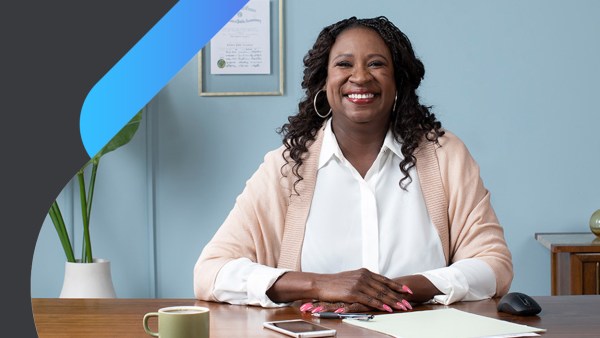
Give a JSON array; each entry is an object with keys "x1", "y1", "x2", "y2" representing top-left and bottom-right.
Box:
[
  {"x1": 335, "y1": 61, "x2": 352, "y2": 67},
  {"x1": 369, "y1": 61, "x2": 385, "y2": 67}
]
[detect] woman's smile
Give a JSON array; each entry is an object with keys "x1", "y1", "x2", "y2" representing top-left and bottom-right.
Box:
[{"x1": 345, "y1": 91, "x2": 377, "y2": 104}]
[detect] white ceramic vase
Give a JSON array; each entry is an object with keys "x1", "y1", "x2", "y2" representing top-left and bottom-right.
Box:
[{"x1": 59, "y1": 258, "x2": 117, "y2": 298}]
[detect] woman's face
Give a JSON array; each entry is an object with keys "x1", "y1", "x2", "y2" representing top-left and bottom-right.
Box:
[{"x1": 325, "y1": 27, "x2": 396, "y2": 127}]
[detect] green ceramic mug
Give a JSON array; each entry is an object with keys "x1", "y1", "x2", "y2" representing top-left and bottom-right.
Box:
[{"x1": 143, "y1": 306, "x2": 209, "y2": 338}]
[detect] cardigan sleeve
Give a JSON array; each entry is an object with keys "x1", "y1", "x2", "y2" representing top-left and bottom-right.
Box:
[
  {"x1": 193, "y1": 147, "x2": 291, "y2": 301},
  {"x1": 436, "y1": 131, "x2": 513, "y2": 296}
]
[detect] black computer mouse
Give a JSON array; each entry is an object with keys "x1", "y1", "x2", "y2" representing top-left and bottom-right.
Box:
[{"x1": 497, "y1": 292, "x2": 542, "y2": 316}]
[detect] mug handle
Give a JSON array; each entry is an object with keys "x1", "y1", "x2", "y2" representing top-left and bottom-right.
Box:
[{"x1": 142, "y1": 312, "x2": 159, "y2": 337}]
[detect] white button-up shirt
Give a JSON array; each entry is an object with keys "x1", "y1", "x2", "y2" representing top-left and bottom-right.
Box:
[{"x1": 213, "y1": 119, "x2": 495, "y2": 307}]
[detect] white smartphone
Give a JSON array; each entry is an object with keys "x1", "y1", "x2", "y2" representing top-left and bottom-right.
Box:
[{"x1": 263, "y1": 319, "x2": 336, "y2": 337}]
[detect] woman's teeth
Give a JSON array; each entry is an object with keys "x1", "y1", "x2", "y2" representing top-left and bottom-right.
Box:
[{"x1": 347, "y1": 93, "x2": 374, "y2": 99}]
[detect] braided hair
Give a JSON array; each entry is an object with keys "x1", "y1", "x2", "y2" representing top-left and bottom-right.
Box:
[{"x1": 278, "y1": 16, "x2": 443, "y2": 191}]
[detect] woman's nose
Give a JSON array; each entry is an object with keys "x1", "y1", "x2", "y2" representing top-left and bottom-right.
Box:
[{"x1": 350, "y1": 66, "x2": 372, "y2": 83}]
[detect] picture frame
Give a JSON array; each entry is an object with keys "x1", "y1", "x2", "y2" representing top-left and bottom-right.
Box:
[{"x1": 198, "y1": 0, "x2": 284, "y2": 96}]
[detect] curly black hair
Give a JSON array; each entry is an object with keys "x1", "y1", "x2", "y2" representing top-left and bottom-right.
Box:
[{"x1": 278, "y1": 16, "x2": 444, "y2": 191}]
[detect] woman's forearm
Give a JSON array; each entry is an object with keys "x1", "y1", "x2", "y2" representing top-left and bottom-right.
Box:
[
  {"x1": 393, "y1": 275, "x2": 441, "y2": 303},
  {"x1": 266, "y1": 271, "x2": 323, "y2": 302}
]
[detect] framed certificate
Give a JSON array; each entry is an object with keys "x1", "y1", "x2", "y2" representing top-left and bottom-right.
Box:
[{"x1": 198, "y1": 0, "x2": 284, "y2": 96}]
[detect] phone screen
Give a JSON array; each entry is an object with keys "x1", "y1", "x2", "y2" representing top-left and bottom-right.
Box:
[{"x1": 271, "y1": 321, "x2": 330, "y2": 333}]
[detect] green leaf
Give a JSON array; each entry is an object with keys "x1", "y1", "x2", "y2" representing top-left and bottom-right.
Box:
[
  {"x1": 48, "y1": 202, "x2": 75, "y2": 262},
  {"x1": 77, "y1": 171, "x2": 93, "y2": 263},
  {"x1": 92, "y1": 109, "x2": 143, "y2": 161}
]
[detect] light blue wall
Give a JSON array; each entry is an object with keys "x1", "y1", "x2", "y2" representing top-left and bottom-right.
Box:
[{"x1": 32, "y1": 0, "x2": 600, "y2": 298}]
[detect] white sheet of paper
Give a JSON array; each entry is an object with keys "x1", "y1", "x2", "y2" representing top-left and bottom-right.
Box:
[
  {"x1": 210, "y1": 0, "x2": 271, "y2": 74},
  {"x1": 343, "y1": 308, "x2": 545, "y2": 338}
]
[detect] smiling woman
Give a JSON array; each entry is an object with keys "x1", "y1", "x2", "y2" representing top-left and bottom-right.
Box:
[{"x1": 193, "y1": 16, "x2": 513, "y2": 315}]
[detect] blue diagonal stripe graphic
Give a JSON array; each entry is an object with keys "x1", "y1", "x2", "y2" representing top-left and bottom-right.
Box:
[{"x1": 80, "y1": 0, "x2": 249, "y2": 157}]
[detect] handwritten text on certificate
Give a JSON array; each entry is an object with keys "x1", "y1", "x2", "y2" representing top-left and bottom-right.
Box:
[{"x1": 210, "y1": 0, "x2": 271, "y2": 75}]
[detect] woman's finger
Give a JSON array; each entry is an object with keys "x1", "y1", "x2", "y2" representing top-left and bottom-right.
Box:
[
  {"x1": 352, "y1": 281, "x2": 410, "y2": 312},
  {"x1": 344, "y1": 302, "x2": 372, "y2": 313},
  {"x1": 299, "y1": 302, "x2": 315, "y2": 312},
  {"x1": 310, "y1": 301, "x2": 372, "y2": 314},
  {"x1": 311, "y1": 301, "x2": 347, "y2": 313},
  {"x1": 367, "y1": 270, "x2": 412, "y2": 295}
]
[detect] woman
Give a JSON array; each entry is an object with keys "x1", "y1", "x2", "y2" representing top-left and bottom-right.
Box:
[{"x1": 194, "y1": 16, "x2": 513, "y2": 314}]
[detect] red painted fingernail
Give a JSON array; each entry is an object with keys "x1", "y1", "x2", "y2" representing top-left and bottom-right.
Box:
[
  {"x1": 334, "y1": 308, "x2": 345, "y2": 314},
  {"x1": 402, "y1": 285, "x2": 413, "y2": 295},
  {"x1": 396, "y1": 302, "x2": 407, "y2": 311},
  {"x1": 311, "y1": 306, "x2": 325, "y2": 313},
  {"x1": 383, "y1": 304, "x2": 393, "y2": 312},
  {"x1": 300, "y1": 303, "x2": 314, "y2": 312},
  {"x1": 402, "y1": 299, "x2": 413, "y2": 310}
]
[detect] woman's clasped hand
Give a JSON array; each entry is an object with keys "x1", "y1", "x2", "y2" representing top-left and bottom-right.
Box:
[{"x1": 289, "y1": 268, "x2": 415, "y2": 313}]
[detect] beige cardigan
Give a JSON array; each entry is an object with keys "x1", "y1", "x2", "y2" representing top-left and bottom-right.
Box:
[{"x1": 194, "y1": 128, "x2": 513, "y2": 301}]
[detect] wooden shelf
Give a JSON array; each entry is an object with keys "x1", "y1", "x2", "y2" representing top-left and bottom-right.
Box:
[{"x1": 535, "y1": 232, "x2": 600, "y2": 295}]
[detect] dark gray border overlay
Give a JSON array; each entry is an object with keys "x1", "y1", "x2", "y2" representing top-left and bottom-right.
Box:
[{"x1": 1, "y1": 1, "x2": 177, "y2": 336}]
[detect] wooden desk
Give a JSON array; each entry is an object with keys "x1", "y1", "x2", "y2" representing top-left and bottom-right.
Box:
[
  {"x1": 535, "y1": 232, "x2": 600, "y2": 295},
  {"x1": 32, "y1": 296, "x2": 600, "y2": 337}
]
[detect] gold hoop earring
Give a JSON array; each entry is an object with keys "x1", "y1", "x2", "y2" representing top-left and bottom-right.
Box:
[{"x1": 313, "y1": 89, "x2": 332, "y2": 118}]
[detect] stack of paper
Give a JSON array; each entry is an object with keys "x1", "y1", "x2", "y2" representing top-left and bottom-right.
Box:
[{"x1": 343, "y1": 308, "x2": 545, "y2": 338}]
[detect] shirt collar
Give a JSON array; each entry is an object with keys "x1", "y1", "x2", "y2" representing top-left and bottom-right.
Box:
[
  {"x1": 318, "y1": 119, "x2": 403, "y2": 170},
  {"x1": 318, "y1": 118, "x2": 341, "y2": 170},
  {"x1": 382, "y1": 126, "x2": 403, "y2": 159}
]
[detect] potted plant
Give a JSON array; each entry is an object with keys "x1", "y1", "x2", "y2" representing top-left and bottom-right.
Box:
[{"x1": 48, "y1": 110, "x2": 143, "y2": 298}]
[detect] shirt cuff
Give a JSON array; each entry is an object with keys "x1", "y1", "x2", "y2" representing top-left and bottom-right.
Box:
[
  {"x1": 247, "y1": 264, "x2": 292, "y2": 307},
  {"x1": 213, "y1": 257, "x2": 291, "y2": 308},
  {"x1": 418, "y1": 258, "x2": 496, "y2": 305}
]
